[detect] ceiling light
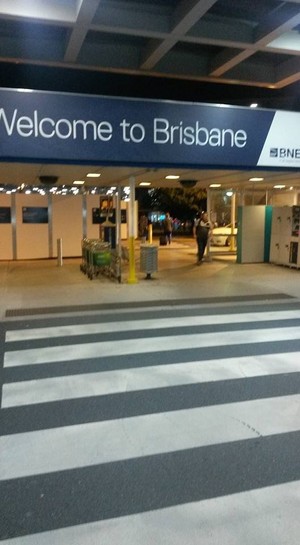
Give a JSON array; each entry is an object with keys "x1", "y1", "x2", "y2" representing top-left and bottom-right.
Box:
[
  {"x1": 139, "y1": 182, "x2": 151, "y2": 186},
  {"x1": 226, "y1": 190, "x2": 233, "y2": 197},
  {"x1": 273, "y1": 185, "x2": 286, "y2": 189},
  {"x1": 289, "y1": 186, "x2": 294, "y2": 190},
  {"x1": 209, "y1": 183, "x2": 221, "y2": 188},
  {"x1": 250, "y1": 103, "x2": 258, "y2": 108},
  {"x1": 73, "y1": 180, "x2": 85, "y2": 185},
  {"x1": 86, "y1": 173, "x2": 101, "y2": 178},
  {"x1": 165, "y1": 175, "x2": 180, "y2": 179},
  {"x1": 249, "y1": 177, "x2": 264, "y2": 182}
]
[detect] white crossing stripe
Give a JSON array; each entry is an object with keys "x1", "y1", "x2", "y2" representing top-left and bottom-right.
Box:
[
  {"x1": 2, "y1": 351, "x2": 300, "y2": 407},
  {"x1": 1, "y1": 480, "x2": 299, "y2": 545},
  {"x1": 0, "y1": 394, "x2": 299, "y2": 480},
  {"x1": 4, "y1": 326, "x2": 300, "y2": 367},
  {"x1": 5, "y1": 309, "x2": 300, "y2": 341}
]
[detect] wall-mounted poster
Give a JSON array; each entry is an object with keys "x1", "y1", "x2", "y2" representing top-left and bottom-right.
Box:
[
  {"x1": 22, "y1": 207, "x2": 48, "y2": 224},
  {"x1": 0, "y1": 207, "x2": 11, "y2": 223},
  {"x1": 121, "y1": 209, "x2": 127, "y2": 223},
  {"x1": 92, "y1": 208, "x2": 116, "y2": 224}
]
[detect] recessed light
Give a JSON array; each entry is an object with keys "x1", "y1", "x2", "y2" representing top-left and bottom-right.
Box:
[
  {"x1": 139, "y1": 182, "x2": 151, "y2": 186},
  {"x1": 86, "y1": 173, "x2": 101, "y2": 178},
  {"x1": 249, "y1": 177, "x2": 264, "y2": 182},
  {"x1": 209, "y1": 183, "x2": 221, "y2": 188},
  {"x1": 73, "y1": 180, "x2": 85, "y2": 185},
  {"x1": 273, "y1": 185, "x2": 286, "y2": 189},
  {"x1": 165, "y1": 175, "x2": 180, "y2": 179}
]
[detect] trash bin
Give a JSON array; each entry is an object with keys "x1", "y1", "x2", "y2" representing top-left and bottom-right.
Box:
[{"x1": 140, "y1": 244, "x2": 158, "y2": 279}]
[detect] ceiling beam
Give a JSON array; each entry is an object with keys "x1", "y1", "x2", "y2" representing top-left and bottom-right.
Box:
[
  {"x1": 64, "y1": 0, "x2": 102, "y2": 62},
  {"x1": 210, "y1": 6, "x2": 300, "y2": 79},
  {"x1": 276, "y1": 56, "x2": 300, "y2": 87},
  {"x1": 140, "y1": 0, "x2": 218, "y2": 70}
]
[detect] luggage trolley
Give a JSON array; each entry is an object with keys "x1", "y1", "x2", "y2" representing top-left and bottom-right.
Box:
[
  {"x1": 86, "y1": 240, "x2": 111, "y2": 280},
  {"x1": 80, "y1": 238, "x2": 99, "y2": 274}
]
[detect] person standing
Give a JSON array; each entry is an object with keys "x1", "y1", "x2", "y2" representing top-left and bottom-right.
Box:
[
  {"x1": 139, "y1": 214, "x2": 148, "y2": 242},
  {"x1": 193, "y1": 211, "x2": 212, "y2": 265},
  {"x1": 163, "y1": 212, "x2": 173, "y2": 244}
]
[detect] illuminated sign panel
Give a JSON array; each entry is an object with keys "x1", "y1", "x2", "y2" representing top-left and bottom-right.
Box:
[{"x1": 0, "y1": 89, "x2": 299, "y2": 169}]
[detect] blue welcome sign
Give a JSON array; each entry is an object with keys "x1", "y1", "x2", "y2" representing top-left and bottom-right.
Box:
[{"x1": 0, "y1": 88, "x2": 299, "y2": 169}]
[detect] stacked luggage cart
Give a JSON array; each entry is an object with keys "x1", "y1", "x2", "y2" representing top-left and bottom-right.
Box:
[{"x1": 80, "y1": 239, "x2": 121, "y2": 283}]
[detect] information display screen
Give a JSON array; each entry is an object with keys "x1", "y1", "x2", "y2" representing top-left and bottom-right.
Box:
[
  {"x1": 22, "y1": 207, "x2": 48, "y2": 224},
  {"x1": 0, "y1": 207, "x2": 11, "y2": 223}
]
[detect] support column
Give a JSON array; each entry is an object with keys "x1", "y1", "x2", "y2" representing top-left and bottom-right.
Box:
[
  {"x1": 229, "y1": 191, "x2": 236, "y2": 251},
  {"x1": 11, "y1": 193, "x2": 17, "y2": 260},
  {"x1": 206, "y1": 188, "x2": 212, "y2": 260},
  {"x1": 127, "y1": 176, "x2": 137, "y2": 284},
  {"x1": 116, "y1": 185, "x2": 122, "y2": 258}
]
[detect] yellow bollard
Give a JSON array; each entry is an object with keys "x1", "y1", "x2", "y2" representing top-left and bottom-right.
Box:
[{"x1": 127, "y1": 236, "x2": 137, "y2": 284}]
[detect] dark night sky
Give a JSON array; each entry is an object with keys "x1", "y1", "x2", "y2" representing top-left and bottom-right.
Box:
[{"x1": 0, "y1": 62, "x2": 299, "y2": 111}]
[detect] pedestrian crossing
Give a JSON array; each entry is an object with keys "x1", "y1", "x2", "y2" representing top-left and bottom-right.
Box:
[{"x1": 0, "y1": 295, "x2": 300, "y2": 544}]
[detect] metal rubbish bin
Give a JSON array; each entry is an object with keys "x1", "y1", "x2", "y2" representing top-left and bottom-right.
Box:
[{"x1": 140, "y1": 244, "x2": 158, "y2": 279}]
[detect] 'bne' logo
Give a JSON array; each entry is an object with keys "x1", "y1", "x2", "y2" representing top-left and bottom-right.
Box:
[{"x1": 270, "y1": 147, "x2": 300, "y2": 159}]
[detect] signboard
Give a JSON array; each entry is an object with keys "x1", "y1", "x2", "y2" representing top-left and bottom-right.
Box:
[
  {"x1": 0, "y1": 88, "x2": 299, "y2": 169},
  {"x1": 22, "y1": 207, "x2": 48, "y2": 224}
]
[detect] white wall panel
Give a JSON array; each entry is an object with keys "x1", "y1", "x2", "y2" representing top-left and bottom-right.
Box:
[
  {"x1": 52, "y1": 194, "x2": 83, "y2": 257},
  {"x1": 16, "y1": 194, "x2": 49, "y2": 260}
]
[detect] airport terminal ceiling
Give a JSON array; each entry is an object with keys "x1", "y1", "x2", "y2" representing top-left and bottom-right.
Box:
[
  {"x1": 0, "y1": 163, "x2": 299, "y2": 195},
  {"x1": 0, "y1": 0, "x2": 299, "y2": 111},
  {"x1": 0, "y1": 0, "x2": 299, "y2": 196}
]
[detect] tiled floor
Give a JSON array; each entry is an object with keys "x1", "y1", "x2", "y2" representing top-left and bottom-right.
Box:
[{"x1": 1, "y1": 238, "x2": 300, "y2": 318}]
